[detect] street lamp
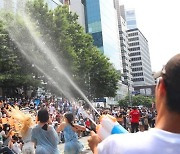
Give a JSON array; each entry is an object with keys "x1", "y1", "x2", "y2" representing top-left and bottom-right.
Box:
[{"x1": 128, "y1": 83, "x2": 132, "y2": 106}]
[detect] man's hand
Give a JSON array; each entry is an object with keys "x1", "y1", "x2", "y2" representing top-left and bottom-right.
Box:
[{"x1": 88, "y1": 131, "x2": 101, "y2": 154}]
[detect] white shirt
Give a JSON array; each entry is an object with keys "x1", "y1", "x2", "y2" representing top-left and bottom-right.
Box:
[
  {"x1": 49, "y1": 106, "x2": 55, "y2": 114},
  {"x1": 98, "y1": 128, "x2": 180, "y2": 154},
  {"x1": 12, "y1": 142, "x2": 21, "y2": 154}
]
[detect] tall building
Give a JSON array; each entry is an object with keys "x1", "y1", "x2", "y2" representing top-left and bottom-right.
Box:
[
  {"x1": 128, "y1": 28, "x2": 154, "y2": 86},
  {"x1": 83, "y1": 0, "x2": 122, "y2": 71},
  {"x1": 126, "y1": 9, "x2": 137, "y2": 30},
  {"x1": 16, "y1": 0, "x2": 26, "y2": 13},
  {"x1": 2, "y1": 0, "x2": 15, "y2": 12},
  {"x1": 44, "y1": 0, "x2": 63, "y2": 9},
  {"x1": 114, "y1": 2, "x2": 133, "y2": 91},
  {"x1": 70, "y1": 0, "x2": 86, "y2": 29},
  {"x1": 0, "y1": 1, "x2": 3, "y2": 9}
]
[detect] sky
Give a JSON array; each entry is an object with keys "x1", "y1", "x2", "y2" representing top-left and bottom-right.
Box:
[{"x1": 121, "y1": 0, "x2": 180, "y2": 72}]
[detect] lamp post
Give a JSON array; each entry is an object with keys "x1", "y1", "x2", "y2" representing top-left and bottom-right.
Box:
[{"x1": 128, "y1": 83, "x2": 132, "y2": 106}]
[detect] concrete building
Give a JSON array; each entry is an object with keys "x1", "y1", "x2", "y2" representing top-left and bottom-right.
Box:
[
  {"x1": 1, "y1": 0, "x2": 15, "y2": 12},
  {"x1": 70, "y1": 0, "x2": 86, "y2": 29},
  {"x1": 83, "y1": 0, "x2": 122, "y2": 71},
  {"x1": 44, "y1": 0, "x2": 63, "y2": 9},
  {"x1": 126, "y1": 9, "x2": 137, "y2": 30},
  {"x1": 127, "y1": 28, "x2": 155, "y2": 86},
  {"x1": 0, "y1": 1, "x2": 3, "y2": 9},
  {"x1": 134, "y1": 85, "x2": 156, "y2": 97},
  {"x1": 82, "y1": 0, "x2": 133, "y2": 104},
  {"x1": 114, "y1": 2, "x2": 133, "y2": 91}
]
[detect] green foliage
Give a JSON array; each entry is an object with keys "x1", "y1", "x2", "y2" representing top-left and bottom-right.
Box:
[
  {"x1": 118, "y1": 96, "x2": 129, "y2": 107},
  {"x1": 25, "y1": 0, "x2": 120, "y2": 98},
  {"x1": 0, "y1": 18, "x2": 40, "y2": 97},
  {"x1": 118, "y1": 95, "x2": 153, "y2": 107},
  {"x1": 0, "y1": 0, "x2": 120, "y2": 98}
]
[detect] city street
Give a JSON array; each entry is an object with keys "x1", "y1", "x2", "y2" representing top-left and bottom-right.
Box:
[{"x1": 58, "y1": 136, "x2": 92, "y2": 154}]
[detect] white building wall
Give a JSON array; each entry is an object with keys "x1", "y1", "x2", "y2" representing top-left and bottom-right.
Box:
[
  {"x1": 70, "y1": 0, "x2": 86, "y2": 29},
  {"x1": 128, "y1": 28, "x2": 154, "y2": 86}
]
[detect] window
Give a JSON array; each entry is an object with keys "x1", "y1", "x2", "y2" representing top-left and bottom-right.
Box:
[
  {"x1": 129, "y1": 47, "x2": 140, "y2": 51},
  {"x1": 128, "y1": 32, "x2": 138, "y2": 37},
  {"x1": 133, "y1": 78, "x2": 144, "y2": 82},
  {"x1": 129, "y1": 42, "x2": 139, "y2": 46},
  {"x1": 129, "y1": 52, "x2": 141, "y2": 56},
  {"x1": 128, "y1": 37, "x2": 139, "y2": 42},
  {"x1": 131, "y1": 57, "x2": 141, "y2": 61},
  {"x1": 132, "y1": 72, "x2": 143, "y2": 77},
  {"x1": 131, "y1": 62, "x2": 142, "y2": 66},
  {"x1": 132, "y1": 67, "x2": 143, "y2": 71}
]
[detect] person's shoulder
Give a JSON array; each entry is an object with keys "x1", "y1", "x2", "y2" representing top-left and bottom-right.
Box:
[
  {"x1": 100, "y1": 131, "x2": 151, "y2": 147},
  {"x1": 98, "y1": 131, "x2": 152, "y2": 154},
  {"x1": 48, "y1": 125, "x2": 56, "y2": 131},
  {"x1": 32, "y1": 124, "x2": 40, "y2": 130}
]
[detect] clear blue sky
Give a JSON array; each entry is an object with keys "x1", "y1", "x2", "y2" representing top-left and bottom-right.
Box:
[{"x1": 121, "y1": 0, "x2": 180, "y2": 72}]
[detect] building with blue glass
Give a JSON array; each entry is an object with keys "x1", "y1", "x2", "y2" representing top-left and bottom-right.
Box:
[{"x1": 83, "y1": 0, "x2": 122, "y2": 71}]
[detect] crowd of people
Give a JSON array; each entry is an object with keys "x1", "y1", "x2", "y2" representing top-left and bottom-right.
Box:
[
  {"x1": 0, "y1": 95, "x2": 157, "y2": 154},
  {"x1": 0, "y1": 54, "x2": 179, "y2": 154},
  {"x1": 88, "y1": 54, "x2": 180, "y2": 154},
  {"x1": 0, "y1": 97, "x2": 91, "y2": 154}
]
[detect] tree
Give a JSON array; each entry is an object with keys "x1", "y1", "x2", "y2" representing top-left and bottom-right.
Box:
[
  {"x1": 118, "y1": 95, "x2": 153, "y2": 107},
  {"x1": 25, "y1": 0, "x2": 120, "y2": 99},
  {"x1": 132, "y1": 95, "x2": 152, "y2": 107},
  {"x1": 118, "y1": 96, "x2": 129, "y2": 107},
  {"x1": 0, "y1": 16, "x2": 40, "y2": 98}
]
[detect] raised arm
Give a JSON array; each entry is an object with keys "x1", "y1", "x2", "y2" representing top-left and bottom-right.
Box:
[
  {"x1": 56, "y1": 122, "x2": 65, "y2": 133},
  {"x1": 74, "y1": 124, "x2": 86, "y2": 131}
]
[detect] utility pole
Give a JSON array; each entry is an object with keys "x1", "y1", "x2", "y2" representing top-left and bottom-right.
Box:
[{"x1": 128, "y1": 83, "x2": 132, "y2": 106}]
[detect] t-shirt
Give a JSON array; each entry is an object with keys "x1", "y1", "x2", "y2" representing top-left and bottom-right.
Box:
[
  {"x1": 31, "y1": 124, "x2": 59, "y2": 154},
  {"x1": 98, "y1": 128, "x2": 180, "y2": 154},
  {"x1": 12, "y1": 142, "x2": 21, "y2": 154},
  {"x1": 85, "y1": 120, "x2": 91, "y2": 128},
  {"x1": 129, "y1": 109, "x2": 140, "y2": 123},
  {"x1": 49, "y1": 106, "x2": 55, "y2": 115}
]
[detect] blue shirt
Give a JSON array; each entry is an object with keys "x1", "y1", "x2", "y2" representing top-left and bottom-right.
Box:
[{"x1": 31, "y1": 124, "x2": 59, "y2": 154}]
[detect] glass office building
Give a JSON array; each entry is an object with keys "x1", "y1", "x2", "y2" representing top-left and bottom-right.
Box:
[{"x1": 84, "y1": 0, "x2": 122, "y2": 71}]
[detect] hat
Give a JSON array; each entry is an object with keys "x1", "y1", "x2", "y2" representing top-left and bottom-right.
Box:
[{"x1": 154, "y1": 54, "x2": 180, "y2": 88}]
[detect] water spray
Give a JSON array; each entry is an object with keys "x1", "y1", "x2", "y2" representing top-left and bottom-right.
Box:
[{"x1": 0, "y1": 3, "x2": 128, "y2": 140}]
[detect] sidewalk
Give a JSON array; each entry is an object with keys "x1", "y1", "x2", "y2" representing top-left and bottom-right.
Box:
[{"x1": 58, "y1": 136, "x2": 92, "y2": 154}]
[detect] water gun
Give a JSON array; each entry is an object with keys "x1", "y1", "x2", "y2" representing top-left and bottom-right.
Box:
[{"x1": 96, "y1": 114, "x2": 128, "y2": 140}]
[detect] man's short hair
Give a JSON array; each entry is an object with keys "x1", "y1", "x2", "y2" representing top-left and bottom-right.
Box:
[{"x1": 155, "y1": 54, "x2": 180, "y2": 113}]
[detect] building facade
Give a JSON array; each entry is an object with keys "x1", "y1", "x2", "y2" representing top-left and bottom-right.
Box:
[
  {"x1": 114, "y1": 2, "x2": 133, "y2": 91},
  {"x1": 1, "y1": 0, "x2": 15, "y2": 12},
  {"x1": 0, "y1": 0, "x2": 3, "y2": 9},
  {"x1": 44, "y1": 0, "x2": 63, "y2": 9},
  {"x1": 126, "y1": 9, "x2": 137, "y2": 30},
  {"x1": 70, "y1": 0, "x2": 86, "y2": 29},
  {"x1": 83, "y1": 0, "x2": 122, "y2": 71},
  {"x1": 128, "y1": 28, "x2": 155, "y2": 86}
]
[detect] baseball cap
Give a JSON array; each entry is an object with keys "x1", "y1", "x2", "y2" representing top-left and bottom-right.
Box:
[{"x1": 154, "y1": 54, "x2": 180, "y2": 88}]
